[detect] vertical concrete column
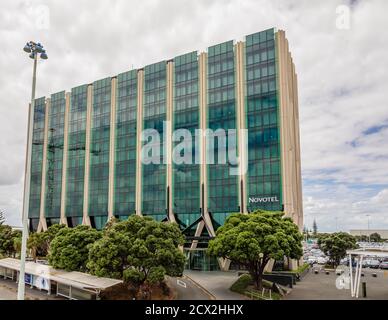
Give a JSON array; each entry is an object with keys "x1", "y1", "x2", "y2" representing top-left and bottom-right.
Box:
[
  {"x1": 59, "y1": 93, "x2": 70, "y2": 226},
  {"x1": 235, "y1": 41, "x2": 247, "y2": 214},
  {"x1": 135, "y1": 70, "x2": 144, "y2": 216},
  {"x1": 166, "y1": 61, "x2": 175, "y2": 222},
  {"x1": 199, "y1": 52, "x2": 215, "y2": 237},
  {"x1": 108, "y1": 77, "x2": 117, "y2": 220},
  {"x1": 199, "y1": 53, "x2": 207, "y2": 220},
  {"x1": 82, "y1": 85, "x2": 93, "y2": 226},
  {"x1": 276, "y1": 30, "x2": 303, "y2": 230},
  {"x1": 38, "y1": 98, "x2": 50, "y2": 232},
  {"x1": 190, "y1": 53, "x2": 207, "y2": 251},
  {"x1": 288, "y1": 59, "x2": 298, "y2": 227},
  {"x1": 293, "y1": 70, "x2": 303, "y2": 229},
  {"x1": 276, "y1": 31, "x2": 291, "y2": 219}
]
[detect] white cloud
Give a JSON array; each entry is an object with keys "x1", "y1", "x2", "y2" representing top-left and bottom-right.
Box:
[
  {"x1": 0, "y1": 0, "x2": 387, "y2": 230},
  {"x1": 304, "y1": 186, "x2": 388, "y2": 232}
]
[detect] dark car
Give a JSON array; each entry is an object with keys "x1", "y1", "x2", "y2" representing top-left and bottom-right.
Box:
[
  {"x1": 346, "y1": 260, "x2": 357, "y2": 267},
  {"x1": 379, "y1": 261, "x2": 388, "y2": 270}
]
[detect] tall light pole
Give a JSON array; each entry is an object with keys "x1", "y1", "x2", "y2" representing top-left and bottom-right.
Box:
[
  {"x1": 366, "y1": 214, "x2": 371, "y2": 244},
  {"x1": 18, "y1": 41, "x2": 48, "y2": 300}
]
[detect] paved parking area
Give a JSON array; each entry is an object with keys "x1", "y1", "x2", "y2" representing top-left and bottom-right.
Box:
[{"x1": 285, "y1": 268, "x2": 388, "y2": 300}]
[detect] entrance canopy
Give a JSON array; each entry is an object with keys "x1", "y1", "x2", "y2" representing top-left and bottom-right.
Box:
[{"x1": 347, "y1": 247, "x2": 388, "y2": 258}]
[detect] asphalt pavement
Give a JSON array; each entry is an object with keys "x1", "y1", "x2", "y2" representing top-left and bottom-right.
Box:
[
  {"x1": 167, "y1": 276, "x2": 213, "y2": 300},
  {"x1": 285, "y1": 268, "x2": 388, "y2": 300}
]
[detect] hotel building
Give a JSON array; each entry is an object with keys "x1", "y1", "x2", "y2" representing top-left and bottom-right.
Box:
[{"x1": 26, "y1": 28, "x2": 303, "y2": 270}]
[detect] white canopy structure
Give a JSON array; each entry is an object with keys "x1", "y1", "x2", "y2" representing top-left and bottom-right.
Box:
[
  {"x1": 346, "y1": 247, "x2": 388, "y2": 298},
  {"x1": 0, "y1": 258, "x2": 122, "y2": 299}
]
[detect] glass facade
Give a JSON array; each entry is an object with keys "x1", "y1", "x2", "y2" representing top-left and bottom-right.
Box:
[
  {"x1": 173, "y1": 52, "x2": 200, "y2": 229},
  {"x1": 245, "y1": 28, "x2": 282, "y2": 211},
  {"x1": 88, "y1": 78, "x2": 111, "y2": 228},
  {"x1": 207, "y1": 41, "x2": 239, "y2": 229},
  {"x1": 114, "y1": 70, "x2": 138, "y2": 217},
  {"x1": 28, "y1": 97, "x2": 46, "y2": 230},
  {"x1": 141, "y1": 62, "x2": 167, "y2": 221},
  {"x1": 66, "y1": 85, "x2": 88, "y2": 224},
  {"x1": 45, "y1": 91, "x2": 65, "y2": 226},
  {"x1": 184, "y1": 249, "x2": 219, "y2": 271},
  {"x1": 27, "y1": 29, "x2": 301, "y2": 255}
]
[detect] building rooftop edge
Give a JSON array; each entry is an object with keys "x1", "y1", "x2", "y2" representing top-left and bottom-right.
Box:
[{"x1": 36, "y1": 27, "x2": 284, "y2": 102}]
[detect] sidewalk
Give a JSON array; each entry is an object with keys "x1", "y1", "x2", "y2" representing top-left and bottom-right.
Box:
[
  {"x1": 184, "y1": 271, "x2": 248, "y2": 300},
  {"x1": 0, "y1": 278, "x2": 64, "y2": 300}
]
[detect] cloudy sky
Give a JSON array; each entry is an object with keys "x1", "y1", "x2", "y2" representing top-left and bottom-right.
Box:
[{"x1": 0, "y1": 0, "x2": 387, "y2": 232}]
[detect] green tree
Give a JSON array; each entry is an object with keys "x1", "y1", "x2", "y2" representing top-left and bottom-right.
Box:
[
  {"x1": 45, "y1": 224, "x2": 67, "y2": 241},
  {"x1": 303, "y1": 226, "x2": 310, "y2": 240},
  {"x1": 0, "y1": 225, "x2": 15, "y2": 257},
  {"x1": 370, "y1": 232, "x2": 382, "y2": 242},
  {"x1": 27, "y1": 232, "x2": 48, "y2": 261},
  {"x1": 312, "y1": 219, "x2": 318, "y2": 237},
  {"x1": 87, "y1": 229, "x2": 132, "y2": 279},
  {"x1": 355, "y1": 235, "x2": 368, "y2": 242},
  {"x1": 49, "y1": 225, "x2": 101, "y2": 271},
  {"x1": 208, "y1": 210, "x2": 303, "y2": 290},
  {"x1": 12, "y1": 230, "x2": 22, "y2": 258},
  {"x1": 318, "y1": 232, "x2": 358, "y2": 267},
  {"x1": 44, "y1": 224, "x2": 67, "y2": 253},
  {"x1": 26, "y1": 224, "x2": 66, "y2": 262},
  {"x1": 87, "y1": 215, "x2": 185, "y2": 297}
]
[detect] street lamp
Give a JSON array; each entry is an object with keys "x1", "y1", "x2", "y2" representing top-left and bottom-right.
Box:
[
  {"x1": 18, "y1": 41, "x2": 48, "y2": 300},
  {"x1": 366, "y1": 214, "x2": 371, "y2": 244}
]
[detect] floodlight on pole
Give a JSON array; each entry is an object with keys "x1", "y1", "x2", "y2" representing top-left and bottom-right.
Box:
[
  {"x1": 18, "y1": 41, "x2": 48, "y2": 301},
  {"x1": 366, "y1": 214, "x2": 371, "y2": 244}
]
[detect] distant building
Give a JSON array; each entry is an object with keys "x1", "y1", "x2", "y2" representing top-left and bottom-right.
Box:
[
  {"x1": 10, "y1": 226, "x2": 23, "y2": 232},
  {"x1": 350, "y1": 229, "x2": 388, "y2": 239}
]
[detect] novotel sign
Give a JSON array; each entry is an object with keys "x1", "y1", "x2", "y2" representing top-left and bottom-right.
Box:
[{"x1": 249, "y1": 196, "x2": 279, "y2": 203}]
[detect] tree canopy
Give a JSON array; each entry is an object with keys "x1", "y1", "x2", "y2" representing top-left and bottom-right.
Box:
[
  {"x1": 370, "y1": 232, "x2": 382, "y2": 242},
  {"x1": 312, "y1": 219, "x2": 318, "y2": 237},
  {"x1": 318, "y1": 232, "x2": 358, "y2": 266},
  {"x1": 0, "y1": 225, "x2": 15, "y2": 257},
  {"x1": 27, "y1": 224, "x2": 67, "y2": 261},
  {"x1": 208, "y1": 210, "x2": 303, "y2": 290},
  {"x1": 27, "y1": 231, "x2": 48, "y2": 261},
  {"x1": 49, "y1": 225, "x2": 101, "y2": 271},
  {"x1": 87, "y1": 215, "x2": 185, "y2": 295}
]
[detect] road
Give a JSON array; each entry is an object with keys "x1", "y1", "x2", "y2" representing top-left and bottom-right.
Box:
[
  {"x1": 167, "y1": 276, "x2": 212, "y2": 300},
  {"x1": 184, "y1": 271, "x2": 248, "y2": 300}
]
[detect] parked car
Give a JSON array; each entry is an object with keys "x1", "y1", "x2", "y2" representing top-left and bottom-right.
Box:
[
  {"x1": 369, "y1": 260, "x2": 380, "y2": 269},
  {"x1": 307, "y1": 256, "x2": 318, "y2": 265},
  {"x1": 317, "y1": 257, "x2": 328, "y2": 264},
  {"x1": 379, "y1": 261, "x2": 388, "y2": 269},
  {"x1": 362, "y1": 259, "x2": 371, "y2": 267},
  {"x1": 346, "y1": 259, "x2": 357, "y2": 267}
]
